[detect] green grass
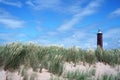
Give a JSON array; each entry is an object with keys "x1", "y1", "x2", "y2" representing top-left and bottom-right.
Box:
[{"x1": 0, "y1": 42, "x2": 120, "y2": 76}]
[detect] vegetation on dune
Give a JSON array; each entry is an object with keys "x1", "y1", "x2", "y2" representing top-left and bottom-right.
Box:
[
  {"x1": 0, "y1": 42, "x2": 120, "y2": 67},
  {"x1": 0, "y1": 42, "x2": 120, "y2": 80},
  {"x1": 95, "y1": 46, "x2": 120, "y2": 65},
  {"x1": 0, "y1": 46, "x2": 5, "y2": 67},
  {"x1": 64, "y1": 70, "x2": 93, "y2": 80}
]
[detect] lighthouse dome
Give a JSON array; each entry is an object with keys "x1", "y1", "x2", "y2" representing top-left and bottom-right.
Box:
[{"x1": 98, "y1": 29, "x2": 102, "y2": 33}]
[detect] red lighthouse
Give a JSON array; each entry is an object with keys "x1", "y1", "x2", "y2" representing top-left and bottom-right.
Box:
[{"x1": 97, "y1": 29, "x2": 103, "y2": 48}]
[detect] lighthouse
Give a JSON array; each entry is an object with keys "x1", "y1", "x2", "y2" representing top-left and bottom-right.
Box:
[{"x1": 97, "y1": 29, "x2": 103, "y2": 48}]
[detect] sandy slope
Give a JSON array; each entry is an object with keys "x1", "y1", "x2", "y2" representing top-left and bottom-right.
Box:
[
  {"x1": 0, "y1": 62, "x2": 120, "y2": 80},
  {"x1": 0, "y1": 68, "x2": 6, "y2": 80}
]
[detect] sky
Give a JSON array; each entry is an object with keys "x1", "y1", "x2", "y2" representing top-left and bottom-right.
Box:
[{"x1": 0, "y1": 0, "x2": 120, "y2": 49}]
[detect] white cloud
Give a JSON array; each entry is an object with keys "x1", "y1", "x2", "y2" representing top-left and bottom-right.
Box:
[
  {"x1": 59, "y1": 0, "x2": 85, "y2": 14},
  {"x1": 0, "y1": 33, "x2": 27, "y2": 43},
  {"x1": 26, "y1": 0, "x2": 86, "y2": 14},
  {"x1": 26, "y1": 0, "x2": 61, "y2": 10},
  {"x1": 0, "y1": 18, "x2": 24, "y2": 28},
  {"x1": 0, "y1": 0, "x2": 22, "y2": 7},
  {"x1": 0, "y1": 9, "x2": 25, "y2": 28},
  {"x1": 109, "y1": 8, "x2": 120, "y2": 17},
  {"x1": 58, "y1": 0, "x2": 102, "y2": 31}
]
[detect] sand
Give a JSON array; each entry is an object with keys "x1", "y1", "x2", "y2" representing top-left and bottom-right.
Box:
[{"x1": 0, "y1": 62, "x2": 120, "y2": 80}]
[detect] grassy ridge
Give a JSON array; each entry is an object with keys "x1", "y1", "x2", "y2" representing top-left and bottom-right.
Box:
[{"x1": 0, "y1": 42, "x2": 120, "y2": 76}]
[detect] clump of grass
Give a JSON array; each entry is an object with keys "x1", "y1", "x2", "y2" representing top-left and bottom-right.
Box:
[
  {"x1": 4, "y1": 42, "x2": 23, "y2": 70},
  {"x1": 65, "y1": 70, "x2": 90, "y2": 80},
  {"x1": 82, "y1": 50, "x2": 96, "y2": 65},
  {"x1": 95, "y1": 47, "x2": 120, "y2": 65},
  {"x1": 99, "y1": 74, "x2": 118, "y2": 80},
  {"x1": 48, "y1": 56, "x2": 64, "y2": 76},
  {"x1": 64, "y1": 47, "x2": 79, "y2": 64},
  {"x1": 0, "y1": 46, "x2": 5, "y2": 67}
]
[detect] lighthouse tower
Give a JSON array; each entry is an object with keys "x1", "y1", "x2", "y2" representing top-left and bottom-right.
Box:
[{"x1": 97, "y1": 29, "x2": 103, "y2": 48}]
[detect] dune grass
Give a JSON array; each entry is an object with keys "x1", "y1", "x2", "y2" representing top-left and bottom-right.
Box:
[{"x1": 0, "y1": 42, "x2": 120, "y2": 80}]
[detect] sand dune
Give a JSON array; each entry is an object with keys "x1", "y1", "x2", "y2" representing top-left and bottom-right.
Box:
[{"x1": 0, "y1": 62, "x2": 120, "y2": 80}]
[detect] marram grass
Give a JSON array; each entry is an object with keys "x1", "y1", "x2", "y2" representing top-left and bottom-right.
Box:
[
  {"x1": 0, "y1": 42, "x2": 120, "y2": 68},
  {"x1": 0, "y1": 42, "x2": 120, "y2": 80}
]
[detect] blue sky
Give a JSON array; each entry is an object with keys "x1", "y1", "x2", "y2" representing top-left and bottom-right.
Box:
[{"x1": 0, "y1": 0, "x2": 120, "y2": 49}]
